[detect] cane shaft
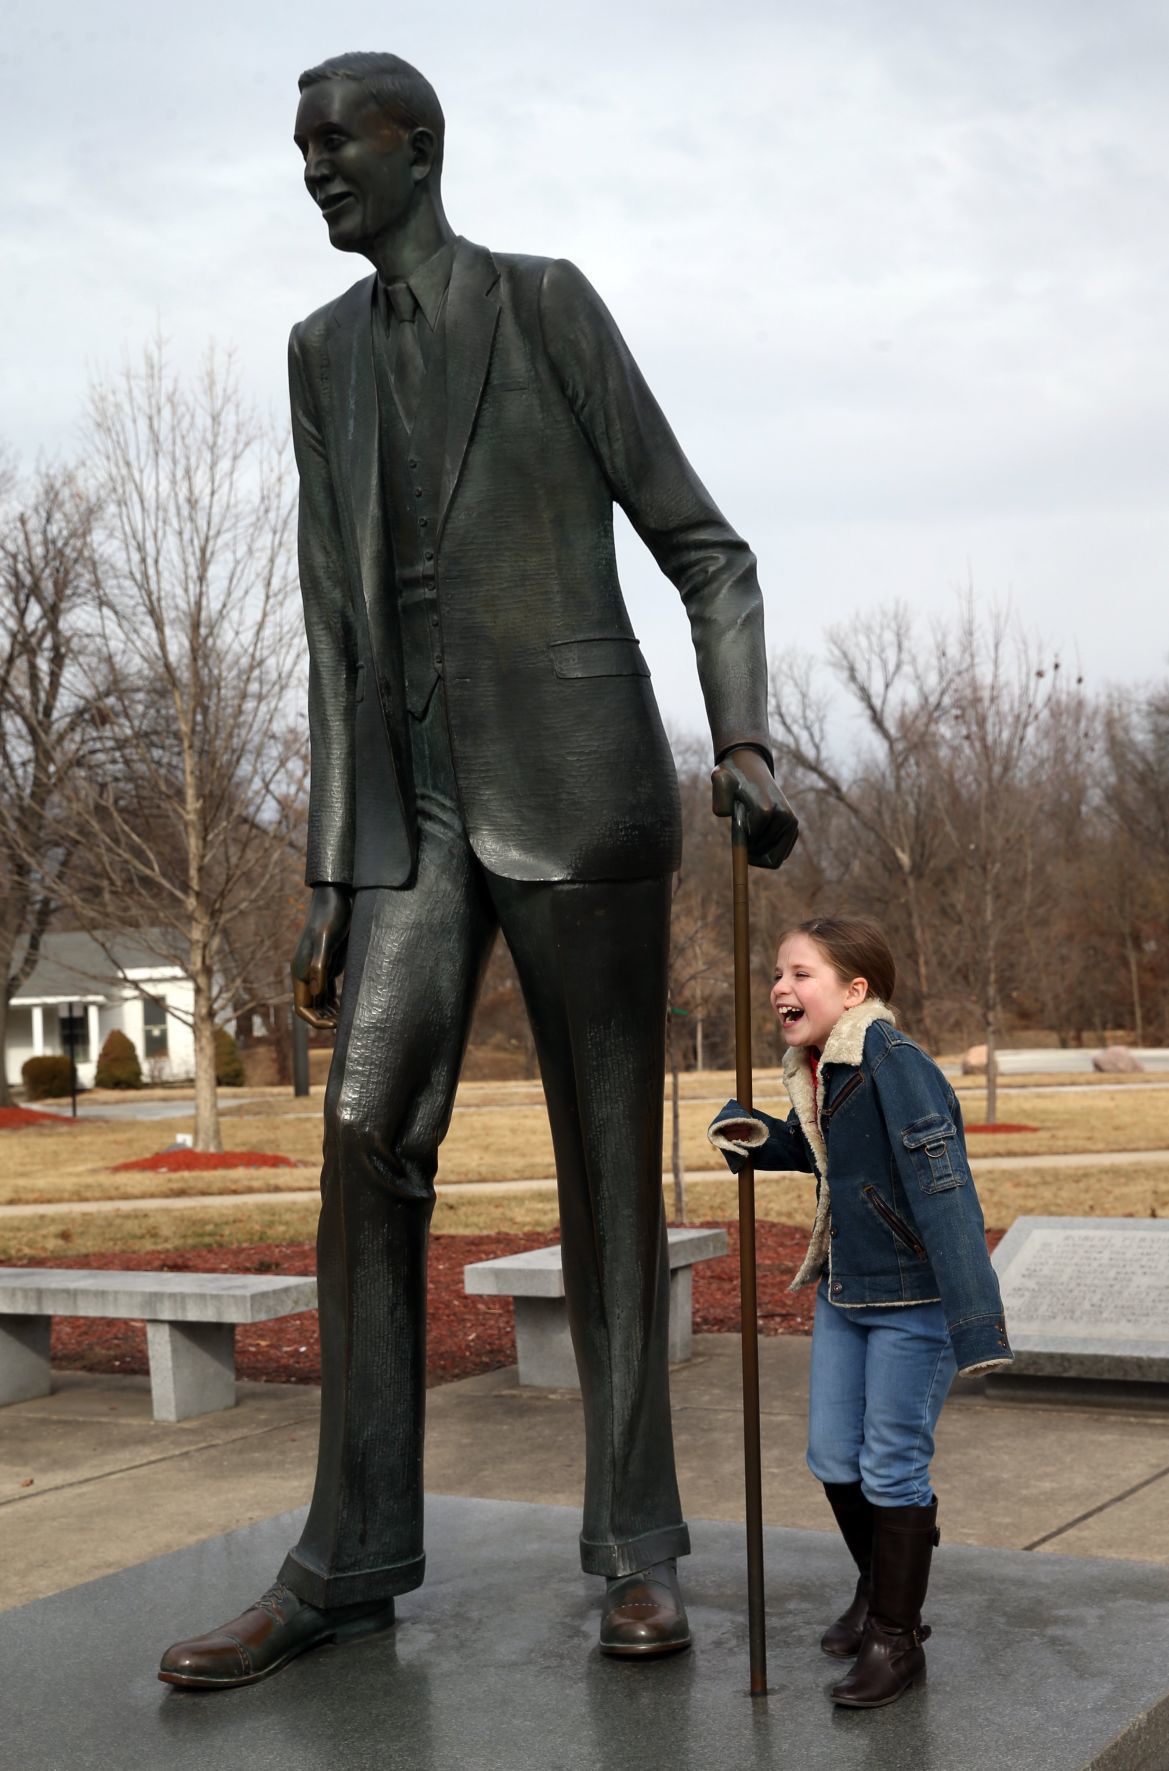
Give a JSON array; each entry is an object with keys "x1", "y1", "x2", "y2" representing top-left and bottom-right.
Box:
[{"x1": 732, "y1": 808, "x2": 767, "y2": 1694}]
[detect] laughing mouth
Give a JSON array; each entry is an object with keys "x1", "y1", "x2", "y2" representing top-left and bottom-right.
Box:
[
  {"x1": 318, "y1": 190, "x2": 354, "y2": 218},
  {"x1": 777, "y1": 1005, "x2": 805, "y2": 1026}
]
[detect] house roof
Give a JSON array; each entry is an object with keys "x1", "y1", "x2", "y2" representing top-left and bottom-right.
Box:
[{"x1": 11, "y1": 930, "x2": 188, "y2": 1004}]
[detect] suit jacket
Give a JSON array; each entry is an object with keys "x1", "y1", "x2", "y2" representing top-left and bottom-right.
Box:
[{"x1": 289, "y1": 236, "x2": 773, "y2": 887}]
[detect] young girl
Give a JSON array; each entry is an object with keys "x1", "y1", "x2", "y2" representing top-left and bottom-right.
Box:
[{"x1": 708, "y1": 916, "x2": 1011, "y2": 1709}]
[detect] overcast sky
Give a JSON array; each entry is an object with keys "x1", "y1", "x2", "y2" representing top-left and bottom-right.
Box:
[{"x1": 4, "y1": 0, "x2": 1167, "y2": 734}]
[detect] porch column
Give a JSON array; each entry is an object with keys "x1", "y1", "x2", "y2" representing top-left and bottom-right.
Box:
[
  {"x1": 30, "y1": 1006, "x2": 44, "y2": 1057},
  {"x1": 86, "y1": 1003, "x2": 100, "y2": 1064}
]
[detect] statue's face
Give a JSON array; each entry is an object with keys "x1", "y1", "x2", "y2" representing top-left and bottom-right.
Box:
[{"x1": 294, "y1": 79, "x2": 417, "y2": 254}]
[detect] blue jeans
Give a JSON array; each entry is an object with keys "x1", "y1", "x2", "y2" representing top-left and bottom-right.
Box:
[{"x1": 806, "y1": 1279, "x2": 957, "y2": 1508}]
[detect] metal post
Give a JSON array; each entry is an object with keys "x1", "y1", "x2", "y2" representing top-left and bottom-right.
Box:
[
  {"x1": 731, "y1": 802, "x2": 767, "y2": 1695},
  {"x1": 291, "y1": 1009, "x2": 310, "y2": 1098},
  {"x1": 67, "y1": 1000, "x2": 78, "y2": 1119}
]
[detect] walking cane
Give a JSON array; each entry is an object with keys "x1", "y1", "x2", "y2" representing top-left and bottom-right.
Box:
[{"x1": 730, "y1": 797, "x2": 768, "y2": 1695}]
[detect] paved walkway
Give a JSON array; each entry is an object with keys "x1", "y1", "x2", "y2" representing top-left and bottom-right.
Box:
[
  {"x1": 3, "y1": 1147, "x2": 1169, "y2": 1220},
  {"x1": 3, "y1": 1336, "x2": 1167, "y2": 1612}
]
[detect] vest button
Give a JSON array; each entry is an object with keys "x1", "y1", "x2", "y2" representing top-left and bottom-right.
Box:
[
  {"x1": 408, "y1": 457, "x2": 418, "y2": 468},
  {"x1": 424, "y1": 550, "x2": 434, "y2": 561},
  {"x1": 419, "y1": 517, "x2": 429, "y2": 528},
  {"x1": 414, "y1": 487, "x2": 423, "y2": 498}
]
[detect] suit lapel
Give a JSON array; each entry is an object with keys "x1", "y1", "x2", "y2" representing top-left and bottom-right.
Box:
[
  {"x1": 438, "y1": 238, "x2": 501, "y2": 539},
  {"x1": 326, "y1": 276, "x2": 387, "y2": 624}
]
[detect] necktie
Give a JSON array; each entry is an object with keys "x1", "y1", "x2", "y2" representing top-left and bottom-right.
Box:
[{"x1": 386, "y1": 281, "x2": 426, "y2": 432}]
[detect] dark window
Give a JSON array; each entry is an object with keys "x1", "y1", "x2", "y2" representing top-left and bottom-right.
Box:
[
  {"x1": 58, "y1": 1012, "x2": 90, "y2": 1064},
  {"x1": 143, "y1": 996, "x2": 169, "y2": 1060}
]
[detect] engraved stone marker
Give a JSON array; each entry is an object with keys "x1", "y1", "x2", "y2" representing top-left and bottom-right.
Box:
[{"x1": 991, "y1": 1216, "x2": 1169, "y2": 1382}]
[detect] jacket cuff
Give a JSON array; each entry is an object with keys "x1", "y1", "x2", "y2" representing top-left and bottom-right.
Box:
[
  {"x1": 949, "y1": 1312, "x2": 1013, "y2": 1375},
  {"x1": 707, "y1": 1100, "x2": 770, "y2": 1175}
]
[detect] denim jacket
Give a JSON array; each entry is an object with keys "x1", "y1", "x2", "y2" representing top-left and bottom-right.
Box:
[{"x1": 708, "y1": 998, "x2": 1013, "y2": 1376}]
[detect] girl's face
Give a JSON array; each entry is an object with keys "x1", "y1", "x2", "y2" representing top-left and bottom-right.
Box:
[{"x1": 770, "y1": 934, "x2": 869, "y2": 1050}]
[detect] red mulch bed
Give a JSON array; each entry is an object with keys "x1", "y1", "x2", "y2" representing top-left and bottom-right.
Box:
[
  {"x1": 0, "y1": 1105, "x2": 78, "y2": 1128},
  {"x1": 16, "y1": 1222, "x2": 1006, "y2": 1390},
  {"x1": 966, "y1": 1124, "x2": 1038, "y2": 1134},
  {"x1": 111, "y1": 1150, "x2": 300, "y2": 1173}
]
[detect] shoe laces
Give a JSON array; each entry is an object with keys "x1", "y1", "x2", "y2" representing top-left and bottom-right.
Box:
[{"x1": 254, "y1": 1582, "x2": 296, "y2": 1622}]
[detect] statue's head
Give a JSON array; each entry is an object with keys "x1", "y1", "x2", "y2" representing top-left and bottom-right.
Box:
[{"x1": 294, "y1": 53, "x2": 445, "y2": 254}]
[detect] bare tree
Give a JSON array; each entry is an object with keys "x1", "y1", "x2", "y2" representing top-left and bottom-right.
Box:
[
  {"x1": 52, "y1": 343, "x2": 299, "y2": 1149},
  {"x1": 0, "y1": 465, "x2": 99, "y2": 1105},
  {"x1": 929, "y1": 598, "x2": 1061, "y2": 1121},
  {"x1": 770, "y1": 604, "x2": 954, "y2": 1049}
]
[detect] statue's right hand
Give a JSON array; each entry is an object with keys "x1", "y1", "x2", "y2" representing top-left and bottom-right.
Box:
[{"x1": 291, "y1": 884, "x2": 355, "y2": 1031}]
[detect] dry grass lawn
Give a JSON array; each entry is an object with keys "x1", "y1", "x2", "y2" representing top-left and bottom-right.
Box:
[
  {"x1": 3, "y1": 1158, "x2": 1168, "y2": 1267},
  {"x1": 3, "y1": 1072, "x2": 1166, "y2": 1211}
]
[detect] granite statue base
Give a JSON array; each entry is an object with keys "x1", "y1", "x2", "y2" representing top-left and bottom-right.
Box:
[{"x1": 4, "y1": 1496, "x2": 1168, "y2": 1770}]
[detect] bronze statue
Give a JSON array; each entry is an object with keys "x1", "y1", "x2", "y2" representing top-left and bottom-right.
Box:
[{"x1": 159, "y1": 51, "x2": 797, "y2": 1690}]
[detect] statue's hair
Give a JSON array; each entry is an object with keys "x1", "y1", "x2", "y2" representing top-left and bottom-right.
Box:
[{"x1": 298, "y1": 53, "x2": 445, "y2": 169}]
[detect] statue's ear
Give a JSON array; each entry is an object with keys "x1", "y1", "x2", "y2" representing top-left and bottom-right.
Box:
[{"x1": 409, "y1": 127, "x2": 438, "y2": 181}]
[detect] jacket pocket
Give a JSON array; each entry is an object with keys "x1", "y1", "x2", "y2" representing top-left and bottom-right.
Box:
[
  {"x1": 863, "y1": 1186, "x2": 927, "y2": 1260},
  {"x1": 902, "y1": 1114, "x2": 965, "y2": 1194},
  {"x1": 548, "y1": 637, "x2": 650, "y2": 679},
  {"x1": 823, "y1": 1071, "x2": 863, "y2": 1123}
]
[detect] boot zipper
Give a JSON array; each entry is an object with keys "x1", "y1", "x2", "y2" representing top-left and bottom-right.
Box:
[{"x1": 862, "y1": 1187, "x2": 927, "y2": 1260}]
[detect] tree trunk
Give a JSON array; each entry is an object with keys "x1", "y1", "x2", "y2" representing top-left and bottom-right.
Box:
[
  {"x1": 190, "y1": 944, "x2": 222, "y2": 1153},
  {"x1": 668, "y1": 1011, "x2": 684, "y2": 1223},
  {"x1": 694, "y1": 1013, "x2": 704, "y2": 1073},
  {"x1": 904, "y1": 873, "x2": 938, "y2": 1052},
  {"x1": 1124, "y1": 929, "x2": 1145, "y2": 1045},
  {"x1": 0, "y1": 990, "x2": 12, "y2": 1108}
]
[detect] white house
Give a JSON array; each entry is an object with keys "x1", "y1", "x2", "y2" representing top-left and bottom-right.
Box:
[{"x1": 6, "y1": 930, "x2": 197, "y2": 1090}]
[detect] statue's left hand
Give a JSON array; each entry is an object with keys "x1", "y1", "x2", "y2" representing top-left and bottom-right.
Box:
[
  {"x1": 711, "y1": 747, "x2": 799, "y2": 869},
  {"x1": 291, "y1": 884, "x2": 354, "y2": 1030}
]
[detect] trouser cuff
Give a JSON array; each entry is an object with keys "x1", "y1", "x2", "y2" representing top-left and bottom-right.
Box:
[
  {"x1": 580, "y1": 1522, "x2": 691, "y2": 1578},
  {"x1": 279, "y1": 1547, "x2": 426, "y2": 1609}
]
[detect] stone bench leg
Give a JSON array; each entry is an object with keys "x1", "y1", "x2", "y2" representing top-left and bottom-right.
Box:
[
  {"x1": 514, "y1": 1298, "x2": 580, "y2": 1389},
  {"x1": 514, "y1": 1268, "x2": 697, "y2": 1390},
  {"x1": 146, "y1": 1321, "x2": 237, "y2": 1422},
  {"x1": 0, "y1": 1315, "x2": 52, "y2": 1405},
  {"x1": 667, "y1": 1268, "x2": 693, "y2": 1365}
]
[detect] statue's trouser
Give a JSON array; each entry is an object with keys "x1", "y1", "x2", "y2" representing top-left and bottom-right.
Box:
[{"x1": 280, "y1": 687, "x2": 689, "y2": 1609}]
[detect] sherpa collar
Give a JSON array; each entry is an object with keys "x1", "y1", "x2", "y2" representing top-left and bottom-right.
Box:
[{"x1": 784, "y1": 996, "x2": 895, "y2": 1291}]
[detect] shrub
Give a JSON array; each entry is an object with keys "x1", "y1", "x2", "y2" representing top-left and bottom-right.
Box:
[
  {"x1": 95, "y1": 1028, "x2": 143, "y2": 1089},
  {"x1": 214, "y1": 1026, "x2": 245, "y2": 1087},
  {"x1": 22, "y1": 1055, "x2": 75, "y2": 1100}
]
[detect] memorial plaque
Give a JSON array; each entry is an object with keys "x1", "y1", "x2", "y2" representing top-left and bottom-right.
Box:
[{"x1": 992, "y1": 1215, "x2": 1169, "y2": 1382}]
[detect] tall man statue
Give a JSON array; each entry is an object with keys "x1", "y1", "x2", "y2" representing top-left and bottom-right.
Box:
[{"x1": 160, "y1": 52, "x2": 797, "y2": 1689}]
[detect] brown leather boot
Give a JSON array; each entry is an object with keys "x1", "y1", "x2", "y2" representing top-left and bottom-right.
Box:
[
  {"x1": 158, "y1": 1581, "x2": 396, "y2": 1689},
  {"x1": 830, "y1": 1497, "x2": 939, "y2": 1708},
  {"x1": 599, "y1": 1558, "x2": 691, "y2": 1658},
  {"x1": 820, "y1": 1481, "x2": 874, "y2": 1657}
]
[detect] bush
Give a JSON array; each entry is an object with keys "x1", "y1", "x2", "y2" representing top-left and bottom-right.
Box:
[
  {"x1": 95, "y1": 1028, "x2": 143, "y2": 1089},
  {"x1": 22, "y1": 1055, "x2": 76, "y2": 1100},
  {"x1": 214, "y1": 1026, "x2": 245, "y2": 1087}
]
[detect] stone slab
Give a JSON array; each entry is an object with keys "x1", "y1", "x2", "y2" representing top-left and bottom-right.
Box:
[
  {"x1": 992, "y1": 1218, "x2": 1169, "y2": 1381},
  {"x1": 3, "y1": 1496, "x2": 1168, "y2": 1770},
  {"x1": 464, "y1": 1224, "x2": 727, "y2": 1298},
  {"x1": 0, "y1": 1267, "x2": 317, "y2": 1324}
]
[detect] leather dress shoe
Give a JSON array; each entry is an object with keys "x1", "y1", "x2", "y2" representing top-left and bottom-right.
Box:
[
  {"x1": 158, "y1": 1581, "x2": 396, "y2": 1689},
  {"x1": 599, "y1": 1558, "x2": 691, "y2": 1658}
]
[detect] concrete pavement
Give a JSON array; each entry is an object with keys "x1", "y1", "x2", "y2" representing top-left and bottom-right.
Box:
[{"x1": 4, "y1": 1335, "x2": 1167, "y2": 1612}]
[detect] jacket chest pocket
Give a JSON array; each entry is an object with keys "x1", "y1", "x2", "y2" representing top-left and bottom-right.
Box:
[
  {"x1": 823, "y1": 1071, "x2": 863, "y2": 1126},
  {"x1": 902, "y1": 1114, "x2": 965, "y2": 1194}
]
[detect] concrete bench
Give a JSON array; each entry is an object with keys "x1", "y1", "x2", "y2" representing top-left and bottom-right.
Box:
[
  {"x1": 464, "y1": 1226, "x2": 728, "y2": 1388},
  {"x1": 0, "y1": 1269, "x2": 317, "y2": 1423}
]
